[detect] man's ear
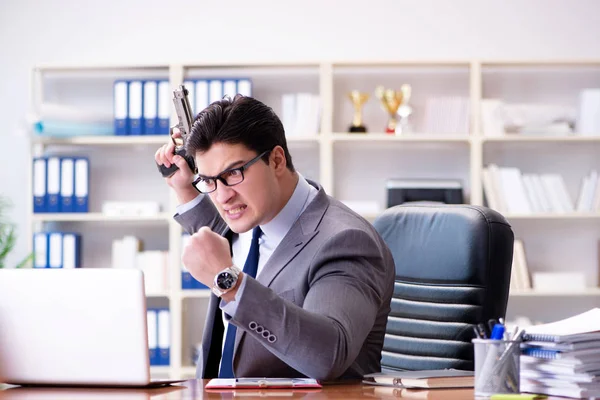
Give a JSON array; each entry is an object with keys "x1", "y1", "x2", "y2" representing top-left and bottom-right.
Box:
[{"x1": 270, "y1": 146, "x2": 287, "y2": 174}]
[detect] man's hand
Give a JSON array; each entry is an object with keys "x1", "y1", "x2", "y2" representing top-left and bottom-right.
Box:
[
  {"x1": 182, "y1": 227, "x2": 238, "y2": 296},
  {"x1": 154, "y1": 128, "x2": 198, "y2": 204}
]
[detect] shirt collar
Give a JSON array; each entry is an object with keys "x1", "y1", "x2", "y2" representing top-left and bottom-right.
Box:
[{"x1": 259, "y1": 173, "x2": 312, "y2": 248}]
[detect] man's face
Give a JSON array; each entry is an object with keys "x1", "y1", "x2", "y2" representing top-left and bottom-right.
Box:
[{"x1": 195, "y1": 142, "x2": 278, "y2": 233}]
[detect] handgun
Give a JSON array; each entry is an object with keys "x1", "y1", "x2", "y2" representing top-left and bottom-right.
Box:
[{"x1": 157, "y1": 84, "x2": 197, "y2": 177}]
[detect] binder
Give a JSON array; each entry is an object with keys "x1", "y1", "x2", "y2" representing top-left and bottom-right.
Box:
[
  {"x1": 33, "y1": 157, "x2": 47, "y2": 213},
  {"x1": 48, "y1": 232, "x2": 63, "y2": 268},
  {"x1": 128, "y1": 80, "x2": 143, "y2": 135},
  {"x1": 181, "y1": 233, "x2": 194, "y2": 289},
  {"x1": 74, "y1": 158, "x2": 89, "y2": 213},
  {"x1": 45, "y1": 157, "x2": 61, "y2": 213},
  {"x1": 222, "y1": 79, "x2": 237, "y2": 99},
  {"x1": 142, "y1": 80, "x2": 158, "y2": 135},
  {"x1": 236, "y1": 79, "x2": 252, "y2": 97},
  {"x1": 62, "y1": 233, "x2": 81, "y2": 268},
  {"x1": 208, "y1": 80, "x2": 223, "y2": 104},
  {"x1": 195, "y1": 80, "x2": 209, "y2": 114},
  {"x1": 33, "y1": 232, "x2": 48, "y2": 268},
  {"x1": 113, "y1": 80, "x2": 129, "y2": 135},
  {"x1": 157, "y1": 308, "x2": 170, "y2": 366},
  {"x1": 157, "y1": 80, "x2": 170, "y2": 135},
  {"x1": 59, "y1": 157, "x2": 75, "y2": 213},
  {"x1": 147, "y1": 309, "x2": 159, "y2": 366}
]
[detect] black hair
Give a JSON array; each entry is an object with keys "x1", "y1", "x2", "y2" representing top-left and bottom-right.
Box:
[{"x1": 185, "y1": 94, "x2": 295, "y2": 171}]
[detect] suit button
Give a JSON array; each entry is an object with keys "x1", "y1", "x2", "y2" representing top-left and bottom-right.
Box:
[
  {"x1": 262, "y1": 330, "x2": 271, "y2": 338},
  {"x1": 267, "y1": 334, "x2": 277, "y2": 343},
  {"x1": 255, "y1": 325, "x2": 264, "y2": 334},
  {"x1": 249, "y1": 321, "x2": 258, "y2": 330}
]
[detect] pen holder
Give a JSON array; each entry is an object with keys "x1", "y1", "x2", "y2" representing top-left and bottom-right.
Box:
[{"x1": 473, "y1": 338, "x2": 521, "y2": 397}]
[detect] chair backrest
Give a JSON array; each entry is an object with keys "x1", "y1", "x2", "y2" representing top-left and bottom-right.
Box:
[{"x1": 372, "y1": 204, "x2": 513, "y2": 372}]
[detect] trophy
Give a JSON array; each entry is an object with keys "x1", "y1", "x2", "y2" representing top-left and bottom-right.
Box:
[
  {"x1": 347, "y1": 91, "x2": 369, "y2": 133},
  {"x1": 397, "y1": 84, "x2": 413, "y2": 134},
  {"x1": 375, "y1": 86, "x2": 403, "y2": 134}
]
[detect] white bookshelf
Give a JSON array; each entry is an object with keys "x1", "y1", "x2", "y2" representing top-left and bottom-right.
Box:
[{"x1": 27, "y1": 59, "x2": 600, "y2": 378}]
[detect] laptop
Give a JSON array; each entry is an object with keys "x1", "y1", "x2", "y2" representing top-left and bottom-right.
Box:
[{"x1": 0, "y1": 268, "x2": 185, "y2": 387}]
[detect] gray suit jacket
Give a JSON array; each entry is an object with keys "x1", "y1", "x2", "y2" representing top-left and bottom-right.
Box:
[{"x1": 174, "y1": 180, "x2": 394, "y2": 381}]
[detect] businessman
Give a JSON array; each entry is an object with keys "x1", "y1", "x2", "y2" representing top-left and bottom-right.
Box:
[{"x1": 155, "y1": 94, "x2": 395, "y2": 381}]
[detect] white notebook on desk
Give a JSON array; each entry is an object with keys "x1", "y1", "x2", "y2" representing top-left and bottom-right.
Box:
[{"x1": 524, "y1": 308, "x2": 600, "y2": 343}]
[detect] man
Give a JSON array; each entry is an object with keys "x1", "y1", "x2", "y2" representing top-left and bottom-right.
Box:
[{"x1": 155, "y1": 94, "x2": 395, "y2": 381}]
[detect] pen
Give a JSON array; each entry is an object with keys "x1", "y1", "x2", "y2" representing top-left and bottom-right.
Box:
[
  {"x1": 487, "y1": 318, "x2": 498, "y2": 334},
  {"x1": 490, "y1": 323, "x2": 506, "y2": 340},
  {"x1": 476, "y1": 323, "x2": 488, "y2": 339}
]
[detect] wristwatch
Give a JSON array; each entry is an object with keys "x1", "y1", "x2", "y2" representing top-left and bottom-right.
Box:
[{"x1": 212, "y1": 265, "x2": 242, "y2": 297}]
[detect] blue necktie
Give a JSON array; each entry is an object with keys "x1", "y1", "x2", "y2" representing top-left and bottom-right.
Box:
[{"x1": 218, "y1": 226, "x2": 262, "y2": 378}]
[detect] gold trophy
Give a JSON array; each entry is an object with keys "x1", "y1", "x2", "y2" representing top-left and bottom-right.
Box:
[
  {"x1": 375, "y1": 86, "x2": 403, "y2": 134},
  {"x1": 348, "y1": 91, "x2": 369, "y2": 133}
]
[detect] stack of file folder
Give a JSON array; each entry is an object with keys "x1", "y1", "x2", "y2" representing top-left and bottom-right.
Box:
[{"x1": 520, "y1": 308, "x2": 600, "y2": 398}]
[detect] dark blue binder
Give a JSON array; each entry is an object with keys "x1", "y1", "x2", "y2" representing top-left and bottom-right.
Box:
[
  {"x1": 157, "y1": 308, "x2": 170, "y2": 366},
  {"x1": 142, "y1": 80, "x2": 158, "y2": 135},
  {"x1": 45, "y1": 157, "x2": 61, "y2": 213},
  {"x1": 59, "y1": 157, "x2": 75, "y2": 213},
  {"x1": 157, "y1": 80, "x2": 170, "y2": 135},
  {"x1": 33, "y1": 157, "x2": 47, "y2": 213},
  {"x1": 74, "y1": 157, "x2": 89, "y2": 213},
  {"x1": 128, "y1": 80, "x2": 143, "y2": 136},
  {"x1": 114, "y1": 80, "x2": 129, "y2": 135}
]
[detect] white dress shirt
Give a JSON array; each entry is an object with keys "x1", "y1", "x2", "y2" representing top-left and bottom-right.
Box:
[{"x1": 176, "y1": 173, "x2": 318, "y2": 365}]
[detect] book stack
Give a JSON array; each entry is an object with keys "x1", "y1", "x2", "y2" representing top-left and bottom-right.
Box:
[{"x1": 521, "y1": 308, "x2": 600, "y2": 398}]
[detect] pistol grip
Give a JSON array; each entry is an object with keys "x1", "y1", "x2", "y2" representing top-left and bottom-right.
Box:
[{"x1": 157, "y1": 148, "x2": 196, "y2": 178}]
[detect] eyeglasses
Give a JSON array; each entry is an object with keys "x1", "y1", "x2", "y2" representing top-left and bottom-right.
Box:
[{"x1": 192, "y1": 150, "x2": 271, "y2": 194}]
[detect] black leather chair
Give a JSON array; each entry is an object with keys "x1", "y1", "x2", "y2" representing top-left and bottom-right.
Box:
[{"x1": 372, "y1": 204, "x2": 514, "y2": 372}]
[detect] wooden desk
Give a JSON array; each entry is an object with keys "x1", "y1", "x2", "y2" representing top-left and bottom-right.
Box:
[{"x1": 0, "y1": 379, "x2": 476, "y2": 399}]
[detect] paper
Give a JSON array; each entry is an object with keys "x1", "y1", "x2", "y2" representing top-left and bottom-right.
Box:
[{"x1": 205, "y1": 378, "x2": 321, "y2": 389}]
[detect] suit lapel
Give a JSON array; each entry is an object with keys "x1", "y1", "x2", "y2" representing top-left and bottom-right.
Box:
[{"x1": 233, "y1": 182, "x2": 330, "y2": 355}]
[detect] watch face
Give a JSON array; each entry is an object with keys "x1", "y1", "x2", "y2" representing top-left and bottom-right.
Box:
[{"x1": 216, "y1": 271, "x2": 236, "y2": 290}]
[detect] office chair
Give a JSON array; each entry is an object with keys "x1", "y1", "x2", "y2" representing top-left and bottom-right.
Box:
[{"x1": 372, "y1": 204, "x2": 514, "y2": 372}]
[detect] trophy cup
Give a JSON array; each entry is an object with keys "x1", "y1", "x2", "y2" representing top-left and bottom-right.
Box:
[
  {"x1": 375, "y1": 86, "x2": 403, "y2": 134},
  {"x1": 348, "y1": 91, "x2": 369, "y2": 133},
  {"x1": 397, "y1": 84, "x2": 413, "y2": 134}
]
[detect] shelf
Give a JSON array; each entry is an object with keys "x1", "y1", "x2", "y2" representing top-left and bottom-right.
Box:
[
  {"x1": 510, "y1": 288, "x2": 600, "y2": 297},
  {"x1": 180, "y1": 366, "x2": 197, "y2": 376},
  {"x1": 149, "y1": 366, "x2": 171, "y2": 374},
  {"x1": 181, "y1": 290, "x2": 211, "y2": 299},
  {"x1": 482, "y1": 135, "x2": 600, "y2": 143},
  {"x1": 146, "y1": 292, "x2": 170, "y2": 298},
  {"x1": 332, "y1": 133, "x2": 470, "y2": 142},
  {"x1": 285, "y1": 135, "x2": 321, "y2": 143},
  {"x1": 504, "y1": 213, "x2": 600, "y2": 220},
  {"x1": 31, "y1": 135, "x2": 171, "y2": 146},
  {"x1": 32, "y1": 213, "x2": 171, "y2": 222}
]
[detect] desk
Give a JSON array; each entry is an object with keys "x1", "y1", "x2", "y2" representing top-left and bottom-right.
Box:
[{"x1": 0, "y1": 380, "x2": 477, "y2": 399}]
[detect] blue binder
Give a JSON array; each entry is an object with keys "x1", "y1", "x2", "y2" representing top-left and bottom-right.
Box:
[
  {"x1": 236, "y1": 78, "x2": 252, "y2": 96},
  {"x1": 157, "y1": 80, "x2": 170, "y2": 135},
  {"x1": 62, "y1": 232, "x2": 82, "y2": 268},
  {"x1": 142, "y1": 80, "x2": 158, "y2": 135},
  {"x1": 113, "y1": 80, "x2": 129, "y2": 135},
  {"x1": 74, "y1": 157, "x2": 89, "y2": 213},
  {"x1": 147, "y1": 308, "x2": 159, "y2": 366},
  {"x1": 33, "y1": 232, "x2": 49, "y2": 268},
  {"x1": 45, "y1": 157, "x2": 61, "y2": 213},
  {"x1": 33, "y1": 157, "x2": 47, "y2": 213},
  {"x1": 48, "y1": 232, "x2": 63, "y2": 268},
  {"x1": 128, "y1": 80, "x2": 143, "y2": 135},
  {"x1": 157, "y1": 308, "x2": 170, "y2": 366},
  {"x1": 59, "y1": 157, "x2": 75, "y2": 213}
]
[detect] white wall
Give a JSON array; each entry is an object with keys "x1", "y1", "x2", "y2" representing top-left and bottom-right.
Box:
[{"x1": 1, "y1": 0, "x2": 600, "y2": 266}]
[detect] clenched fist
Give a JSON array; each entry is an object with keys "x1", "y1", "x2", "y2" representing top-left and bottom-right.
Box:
[{"x1": 182, "y1": 227, "x2": 233, "y2": 288}]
